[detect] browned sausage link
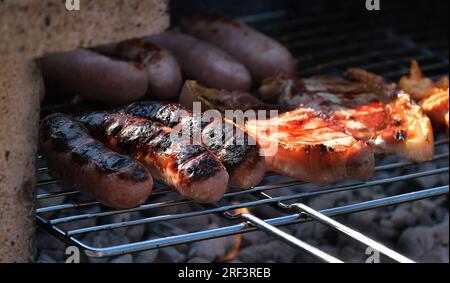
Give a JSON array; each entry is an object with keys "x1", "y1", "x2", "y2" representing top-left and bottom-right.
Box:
[
  {"x1": 122, "y1": 101, "x2": 266, "y2": 189},
  {"x1": 40, "y1": 114, "x2": 153, "y2": 209},
  {"x1": 40, "y1": 49, "x2": 148, "y2": 105},
  {"x1": 78, "y1": 112, "x2": 229, "y2": 203},
  {"x1": 144, "y1": 32, "x2": 252, "y2": 92},
  {"x1": 181, "y1": 16, "x2": 297, "y2": 82},
  {"x1": 95, "y1": 39, "x2": 183, "y2": 100}
]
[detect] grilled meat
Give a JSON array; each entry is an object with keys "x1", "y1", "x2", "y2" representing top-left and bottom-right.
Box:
[
  {"x1": 95, "y1": 38, "x2": 183, "y2": 100},
  {"x1": 260, "y1": 69, "x2": 435, "y2": 162},
  {"x1": 40, "y1": 114, "x2": 153, "y2": 209},
  {"x1": 121, "y1": 100, "x2": 266, "y2": 189},
  {"x1": 40, "y1": 49, "x2": 149, "y2": 105},
  {"x1": 179, "y1": 80, "x2": 281, "y2": 113},
  {"x1": 144, "y1": 31, "x2": 252, "y2": 92},
  {"x1": 420, "y1": 89, "x2": 449, "y2": 129},
  {"x1": 78, "y1": 112, "x2": 229, "y2": 203},
  {"x1": 176, "y1": 81, "x2": 374, "y2": 184},
  {"x1": 399, "y1": 60, "x2": 449, "y2": 101},
  {"x1": 181, "y1": 16, "x2": 296, "y2": 82},
  {"x1": 246, "y1": 107, "x2": 375, "y2": 184},
  {"x1": 399, "y1": 60, "x2": 449, "y2": 129}
]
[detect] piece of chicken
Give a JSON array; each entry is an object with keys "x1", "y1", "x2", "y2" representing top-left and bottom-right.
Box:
[
  {"x1": 399, "y1": 60, "x2": 448, "y2": 101},
  {"x1": 419, "y1": 88, "x2": 450, "y2": 129}
]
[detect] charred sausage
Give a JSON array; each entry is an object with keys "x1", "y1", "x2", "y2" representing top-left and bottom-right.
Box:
[
  {"x1": 121, "y1": 101, "x2": 266, "y2": 189},
  {"x1": 40, "y1": 114, "x2": 153, "y2": 209},
  {"x1": 78, "y1": 112, "x2": 229, "y2": 203}
]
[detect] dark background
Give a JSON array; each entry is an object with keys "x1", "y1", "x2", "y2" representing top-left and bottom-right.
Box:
[
  {"x1": 170, "y1": 0, "x2": 449, "y2": 25},
  {"x1": 170, "y1": 0, "x2": 449, "y2": 79}
]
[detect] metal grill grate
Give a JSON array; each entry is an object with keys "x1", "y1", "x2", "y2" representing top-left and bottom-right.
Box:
[{"x1": 36, "y1": 8, "x2": 449, "y2": 263}]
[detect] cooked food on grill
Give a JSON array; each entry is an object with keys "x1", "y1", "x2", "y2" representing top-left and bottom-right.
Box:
[
  {"x1": 259, "y1": 69, "x2": 435, "y2": 162},
  {"x1": 121, "y1": 100, "x2": 266, "y2": 189},
  {"x1": 399, "y1": 60, "x2": 449, "y2": 129},
  {"x1": 246, "y1": 108, "x2": 375, "y2": 184},
  {"x1": 419, "y1": 89, "x2": 450, "y2": 129},
  {"x1": 399, "y1": 60, "x2": 449, "y2": 101},
  {"x1": 144, "y1": 32, "x2": 252, "y2": 92},
  {"x1": 179, "y1": 80, "x2": 279, "y2": 113},
  {"x1": 177, "y1": 81, "x2": 374, "y2": 184},
  {"x1": 40, "y1": 114, "x2": 154, "y2": 209},
  {"x1": 446, "y1": 112, "x2": 449, "y2": 135},
  {"x1": 41, "y1": 49, "x2": 149, "y2": 105},
  {"x1": 78, "y1": 112, "x2": 229, "y2": 203},
  {"x1": 95, "y1": 39, "x2": 183, "y2": 100},
  {"x1": 181, "y1": 16, "x2": 296, "y2": 82}
]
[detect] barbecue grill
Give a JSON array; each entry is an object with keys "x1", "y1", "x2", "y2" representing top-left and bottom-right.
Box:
[{"x1": 36, "y1": 0, "x2": 449, "y2": 263}]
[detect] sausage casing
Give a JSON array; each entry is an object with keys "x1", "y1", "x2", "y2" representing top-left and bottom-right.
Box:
[
  {"x1": 182, "y1": 16, "x2": 296, "y2": 82},
  {"x1": 40, "y1": 114, "x2": 153, "y2": 209},
  {"x1": 78, "y1": 112, "x2": 229, "y2": 203},
  {"x1": 144, "y1": 32, "x2": 252, "y2": 92}
]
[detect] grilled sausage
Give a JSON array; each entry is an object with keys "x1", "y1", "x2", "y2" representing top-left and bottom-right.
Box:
[
  {"x1": 121, "y1": 101, "x2": 266, "y2": 189},
  {"x1": 95, "y1": 39, "x2": 183, "y2": 100},
  {"x1": 78, "y1": 112, "x2": 229, "y2": 203},
  {"x1": 181, "y1": 16, "x2": 296, "y2": 82},
  {"x1": 40, "y1": 114, "x2": 153, "y2": 209},
  {"x1": 41, "y1": 49, "x2": 149, "y2": 105},
  {"x1": 144, "y1": 32, "x2": 252, "y2": 92}
]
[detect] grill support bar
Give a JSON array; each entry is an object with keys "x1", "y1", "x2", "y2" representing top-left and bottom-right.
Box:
[
  {"x1": 240, "y1": 213, "x2": 344, "y2": 263},
  {"x1": 289, "y1": 203, "x2": 415, "y2": 263},
  {"x1": 36, "y1": 185, "x2": 449, "y2": 258}
]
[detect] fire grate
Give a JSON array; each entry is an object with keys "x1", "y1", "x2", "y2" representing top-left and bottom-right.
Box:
[{"x1": 36, "y1": 7, "x2": 449, "y2": 263}]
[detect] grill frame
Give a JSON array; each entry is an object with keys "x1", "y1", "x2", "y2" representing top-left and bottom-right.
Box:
[{"x1": 36, "y1": 7, "x2": 449, "y2": 262}]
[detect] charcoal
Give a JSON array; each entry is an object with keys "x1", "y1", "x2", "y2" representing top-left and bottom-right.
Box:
[{"x1": 134, "y1": 250, "x2": 159, "y2": 263}]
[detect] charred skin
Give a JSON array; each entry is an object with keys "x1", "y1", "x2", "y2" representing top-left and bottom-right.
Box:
[
  {"x1": 179, "y1": 80, "x2": 281, "y2": 113},
  {"x1": 246, "y1": 108, "x2": 375, "y2": 184},
  {"x1": 78, "y1": 112, "x2": 229, "y2": 203},
  {"x1": 122, "y1": 101, "x2": 266, "y2": 189},
  {"x1": 40, "y1": 114, "x2": 153, "y2": 209},
  {"x1": 95, "y1": 39, "x2": 182, "y2": 100}
]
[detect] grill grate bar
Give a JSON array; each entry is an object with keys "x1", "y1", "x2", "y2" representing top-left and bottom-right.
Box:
[
  {"x1": 38, "y1": 186, "x2": 448, "y2": 258},
  {"x1": 280, "y1": 15, "x2": 441, "y2": 45},
  {"x1": 37, "y1": 140, "x2": 448, "y2": 192},
  {"x1": 36, "y1": 149, "x2": 448, "y2": 203},
  {"x1": 289, "y1": 203, "x2": 415, "y2": 263},
  {"x1": 291, "y1": 37, "x2": 403, "y2": 63},
  {"x1": 382, "y1": 61, "x2": 449, "y2": 80},
  {"x1": 240, "y1": 213, "x2": 344, "y2": 263},
  {"x1": 54, "y1": 167, "x2": 447, "y2": 236}
]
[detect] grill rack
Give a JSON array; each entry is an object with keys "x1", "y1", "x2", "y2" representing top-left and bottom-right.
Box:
[{"x1": 36, "y1": 7, "x2": 449, "y2": 263}]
